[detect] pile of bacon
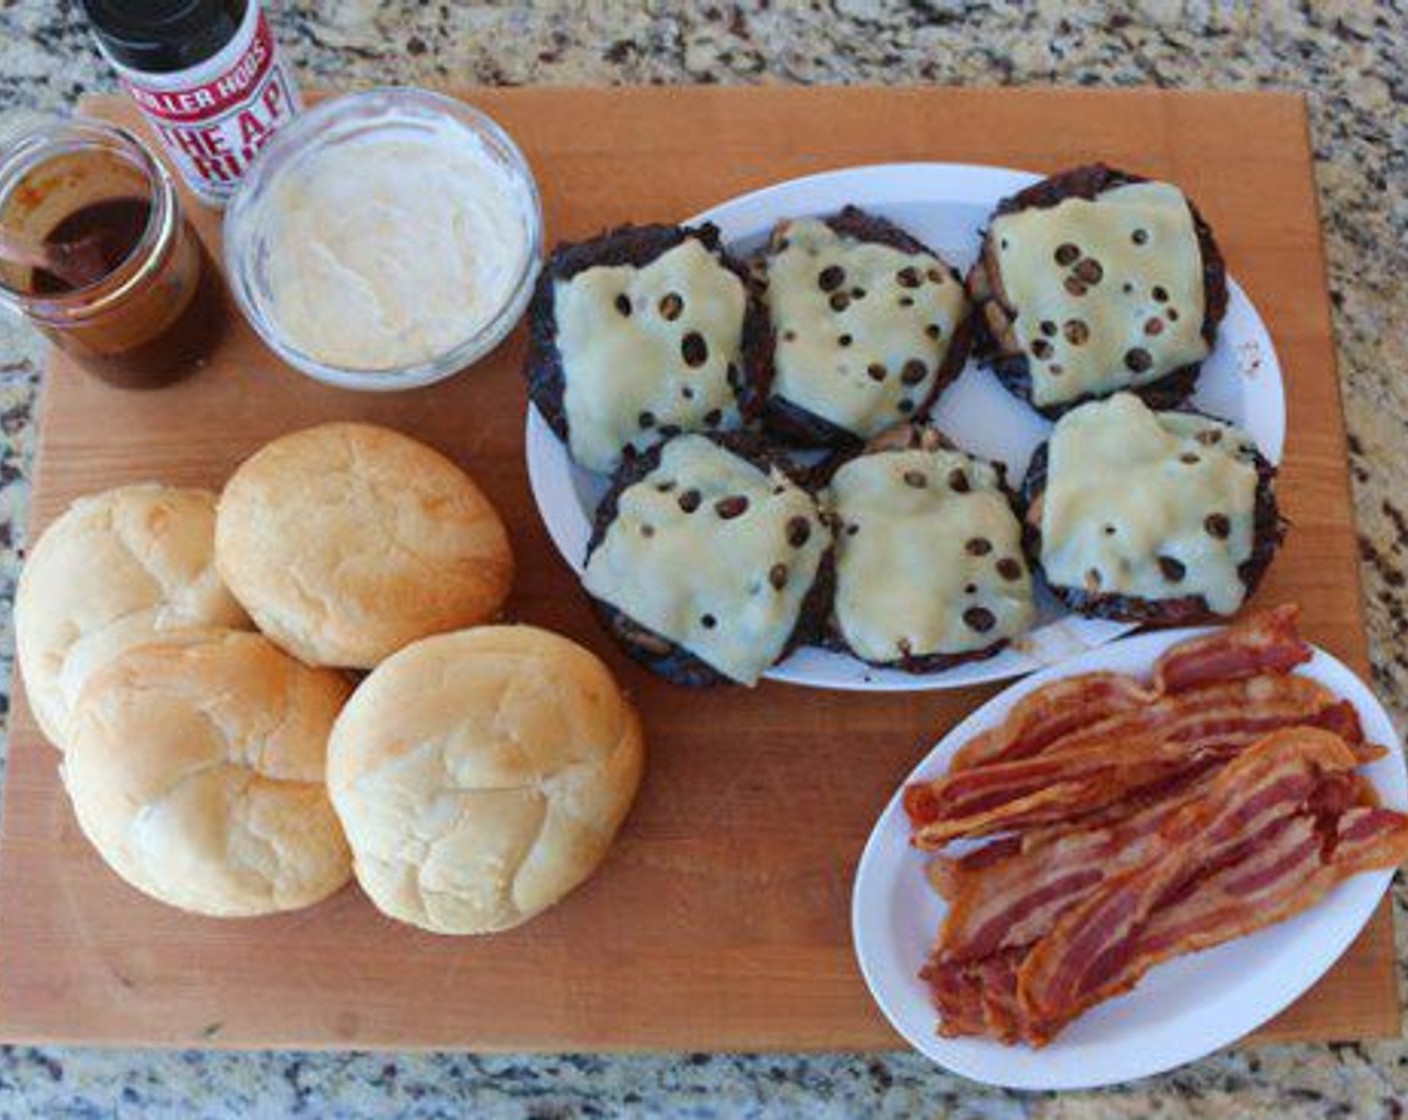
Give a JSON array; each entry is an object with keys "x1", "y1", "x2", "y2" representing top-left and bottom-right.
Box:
[{"x1": 902, "y1": 605, "x2": 1408, "y2": 1047}]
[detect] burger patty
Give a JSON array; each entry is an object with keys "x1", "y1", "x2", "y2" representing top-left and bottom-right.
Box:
[
  {"x1": 583, "y1": 431, "x2": 835, "y2": 687},
  {"x1": 757, "y1": 206, "x2": 975, "y2": 450},
  {"x1": 1019, "y1": 419, "x2": 1285, "y2": 625},
  {"x1": 967, "y1": 164, "x2": 1229, "y2": 419},
  {"x1": 524, "y1": 222, "x2": 772, "y2": 464},
  {"x1": 822, "y1": 423, "x2": 1027, "y2": 673}
]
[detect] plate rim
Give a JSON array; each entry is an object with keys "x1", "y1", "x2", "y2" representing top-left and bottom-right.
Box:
[
  {"x1": 523, "y1": 160, "x2": 1288, "y2": 692},
  {"x1": 849, "y1": 625, "x2": 1405, "y2": 1090}
]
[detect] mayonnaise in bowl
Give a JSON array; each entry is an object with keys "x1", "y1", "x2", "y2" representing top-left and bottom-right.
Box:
[{"x1": 225, "y1": 88, "x2": 542, "y2": 390}]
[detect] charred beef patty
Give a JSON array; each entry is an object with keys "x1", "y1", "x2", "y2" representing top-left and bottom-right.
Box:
[
  {"x1": 757, "y1": 206, "x2": 973, "y2": 449},
  {"x1": 823, "y1": 423, "x2": 1034, "y2": 672},
  {"x1": 967, "y1": 164, "x2": 1228, "y2": 418},
  {"x1": 1021, "y1": 394, "x2": 1283, "y2": 626},
  {"x1": 525, "y1": 223, "x2": 771, "y2": 474},
  {"x1": 583, "y1": 432, "x2": 833, "y2": 687}
]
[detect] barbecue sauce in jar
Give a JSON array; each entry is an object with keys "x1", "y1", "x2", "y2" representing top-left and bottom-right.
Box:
[
  {"x1": 29, "y1": 197, "x2": 152, "y2": 295},
  {"x1": 0, "y1": 120, "x2": 223, "y2": 388}
]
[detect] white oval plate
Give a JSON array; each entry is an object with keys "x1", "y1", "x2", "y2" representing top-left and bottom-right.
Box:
[
  {"x1": 526, "y1": 163, "x2": 1287, "y2": 691},
  {"x1": 851, "y1": 626, "x2": 1405, "y2": 1090}
]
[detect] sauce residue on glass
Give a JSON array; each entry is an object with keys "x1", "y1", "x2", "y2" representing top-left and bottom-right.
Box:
[
  {"x1": 30, "y1": 196, "x2": 149, "y2": 294},
  {"x1": 20, "y1": 192, "x2": 224, "y2": 388}
]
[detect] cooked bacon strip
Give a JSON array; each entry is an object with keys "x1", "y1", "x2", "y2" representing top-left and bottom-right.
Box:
[
  {"x1": 1019, "y1": 815, "x2": 1331, "y2": 1045},
  {"x1": 1012, "y1": 729, "x2": 1396, "y2": 1046},
  {"x1": 1140, "y1": 805, "x2": 1408, "y2": 963},
  {"x1": 922, "y1": 957, "x2": 989, "y2": 1039},
  {"x1": 922, "y1": 949, "x2": 1026, "y2": 1043},
  {"x1": 1312, "y1": 700, "x2": 1369, "y2": 748},
  {"x1": 910, "y1": 734, "x2": 1200, "y2": 848},
  {"x1": 1152, "y1": 604, "x2": 1309, "y2": 693},
  {"x1": 1020, "y1": 797, "x2": 1408, "y2": 1047},
  {"x1": 1047, "y1": 677, "x2": 1355, "y2": 758},
  {"x1": 949, "y1": 606, "x2": 1311, "y2": 772},
  {"x1": 908, "y1": 676, "x2": 1359, "y2": 847},
  {"x1": 935, "y1": 780, "x2": 1210, "y2": 962},
  {"x1": 1331, "y1": 806, "x2": 1408, "y2": 871},
  {"x1": 932, "y1": 743, "x2": 1333, "y2": 1011},
  {"x1": 926, "y1": 835, "x2": 1023, "y2": 900},
  {"x1": 1013, "y1": 760, "x2": 1224, "y2": 843},
  {"x1": 948, "y1": 673, "x2": 1152, "y2": 772}
]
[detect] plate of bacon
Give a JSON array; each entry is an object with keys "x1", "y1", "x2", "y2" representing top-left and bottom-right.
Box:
[{"x1": 851, "y1": 605, "x2": 1408, "y2": 1089}]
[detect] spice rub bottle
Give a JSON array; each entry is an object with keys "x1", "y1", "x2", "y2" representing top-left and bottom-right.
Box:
[{"x1": 81, "y1": 0, "x2": 301, "y2": 207}]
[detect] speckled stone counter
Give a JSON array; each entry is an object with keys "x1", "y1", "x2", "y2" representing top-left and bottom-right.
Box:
[{"x1": 1, "y1": 2, "x2": 1406, "y2": 1116}]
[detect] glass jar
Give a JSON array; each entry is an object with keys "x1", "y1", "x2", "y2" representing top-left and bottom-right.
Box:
[{"x1": 0, "y1": 119, "x2": 223, "y2": 388}]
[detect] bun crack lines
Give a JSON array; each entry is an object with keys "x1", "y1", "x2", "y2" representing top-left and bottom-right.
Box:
[
  {"x1": 62, "y1": 630, "x2": 353, "y2": 918},
  {"x1": 327, "y1": 627, "x2": 644, "y2": 935},
  {"x1": 15, "y1": 484, "x2": 253, "y2": 752},
  {"x1": 215, "y1": 422, "x2": 514, "y2": 669}
]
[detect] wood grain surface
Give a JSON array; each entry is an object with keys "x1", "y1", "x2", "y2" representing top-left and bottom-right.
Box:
[{"x1": 0, "y1": 87, "x2": 1394, "y2": 1050}]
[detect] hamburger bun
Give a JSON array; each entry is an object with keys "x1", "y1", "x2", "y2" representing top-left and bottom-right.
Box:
[
  {"x1": 15, "y1": 484, "x2": 251, "y2": 751},
  {"x1": 63, "y1": 630, "x2": 352, "y2": 918},
  {"x1": 327, "y1": 625, "x2": 644, "y2": 935},
  {"x1": 216, "y1": 423, "x2": 514, "y2": 669}
]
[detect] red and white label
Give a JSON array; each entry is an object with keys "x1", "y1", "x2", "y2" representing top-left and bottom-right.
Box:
[{"x1": 110, "y1": 8, "x2": 301, "y2": 205}]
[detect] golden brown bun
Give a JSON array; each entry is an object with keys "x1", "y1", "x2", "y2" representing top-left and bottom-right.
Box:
[
  {"x1": 63, "y1": 629, "x2": 353, "y2": 918},
  {"x1": 215, "y1": 423, "x2": 514, "y2": 669},
  {"x1": 15, "y1": 484, "x2": 252, "y2": 751},
  {"x1": 327, "y1": 626, "x2": 644, "y2": 935}
]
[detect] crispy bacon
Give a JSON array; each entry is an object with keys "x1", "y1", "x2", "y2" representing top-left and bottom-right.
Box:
[
  {"x1": 922, "y1": 949, "x2": 1026, "y2": 1044},
  {"x1": 922, "y1": 728, "x2": 1408, "y2": 1045},
  {"x1": 948, "y1": 673, "x2": 1151, "y2": 772},
  {"x1": 1019, "y1": 814, "x2": 1333, "y2": 1045},
  {"x1": 935, "y1": 779, "x2": 1210, "y2": 962},
  {"x1": 922, "y1": 956, "x2": 989, "y2": 1038},
  {"x1": 908, "y1": 676, "x2": 1357, "y2": 847},
  {"x1": 1331, "y1": 807, "x2": 1408, "y2": 871},
  {"x1": 1152, "y1": 604, "x2": 1309, "y2": 693},
  {"x1": 948, "y1": 606, "x2": 1312, "y2": 772},
  {"x1": 913, "y1": 609, "x2": 1408, "y2": 1047},
  {"x1": 1046, "y1": 677, "x2": 1355, "y2": 758},
  {"x1": 911, "y1": 734, "x2": 1198, "y2": 847},
  {"x1": 1010, "y1": 730, "x2": 1396, "y2": 1045}
]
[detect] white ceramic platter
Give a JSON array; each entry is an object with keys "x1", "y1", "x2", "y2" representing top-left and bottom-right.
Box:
[
  {"x1": 525, "y1": 163, "x2": 1288, "y2": 691},
  {"x1": 850, "y1": 626, "x2": 1404, "y2": 1089}
]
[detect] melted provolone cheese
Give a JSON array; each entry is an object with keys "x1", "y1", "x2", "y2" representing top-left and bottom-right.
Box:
[
  {"x1": 991, "y1": 182, "x2": 1209, "y2": 408},
  {"x1": 582, "y1": 435, "x2": 828, "y2": 685},
  {"x1": 826, "y1": 447, "x2": 1034, "y2": 662},
  {"x1": 765, "y1": 219, "x2": 968, "y2": 437},
  {"x1": 556, "y1": 238, "x2": 747, "y2": 473},
  {"x1": 1040, "y1": 393, "x2": 1260, "y2": 614}
]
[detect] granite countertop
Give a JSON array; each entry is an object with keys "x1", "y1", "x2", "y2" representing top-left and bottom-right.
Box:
[{"x1": 1, "y1": 1, "x2": 1407, "y2": 1116}]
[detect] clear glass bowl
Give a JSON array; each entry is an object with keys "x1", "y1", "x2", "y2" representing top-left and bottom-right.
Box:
[{"x1": 223, "y1": 87, "x2": 543, "y2": 392}]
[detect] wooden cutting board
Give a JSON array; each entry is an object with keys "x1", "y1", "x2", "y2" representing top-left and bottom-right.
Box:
[{"x1": 0, "y1": 88, "x2": 1394, "y2": 1051}]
